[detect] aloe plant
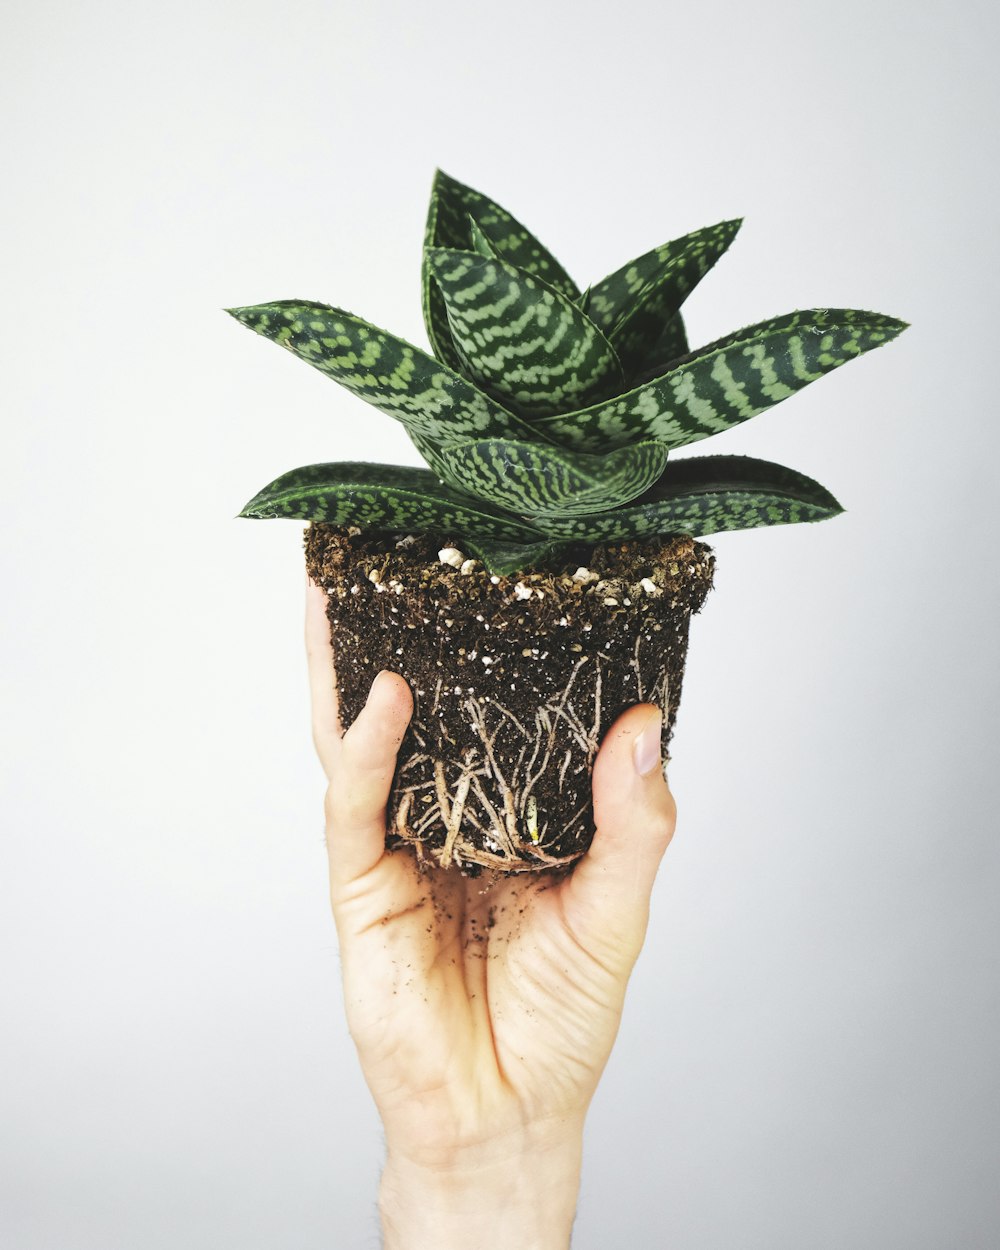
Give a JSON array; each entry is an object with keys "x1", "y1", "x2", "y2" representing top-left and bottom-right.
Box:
[{"x1": 230, "y1": 169, "x2": 906, "y2": 576}]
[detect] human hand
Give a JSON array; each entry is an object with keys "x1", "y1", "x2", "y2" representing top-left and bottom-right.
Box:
[{"x1": 306, "y1": 577, "x2": 677, "y2": 1250}]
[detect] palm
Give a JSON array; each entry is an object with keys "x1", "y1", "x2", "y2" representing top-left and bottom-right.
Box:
[{"x1": 333, "y1": 848, "x2": 628, "y2": 1156}]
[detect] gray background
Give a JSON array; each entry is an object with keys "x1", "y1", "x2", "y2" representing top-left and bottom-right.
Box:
[{"x1": 2, "y1": 1, "x2": 998, "y2": 1246}]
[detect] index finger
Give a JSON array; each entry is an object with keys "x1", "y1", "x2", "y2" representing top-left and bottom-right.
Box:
[{"x1": 306, "y1": 574, "x2": 342, "y2": 779}]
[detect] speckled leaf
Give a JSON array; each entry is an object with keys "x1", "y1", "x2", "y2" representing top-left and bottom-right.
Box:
[
  {"x1": 237, "y1": 460, "x2": 542, "y2": 541},
  {"x1": 428, "y1": 170, "x2": 579, "y2": 295},
  {"x1": 422, "y1": 169, "x2": 580, "y2": 367},
  {"x1": 463, "y1": 535, "x2": 573, "y2": 577},
  {"x1": 404, "y1": 426, "x2": 458, "y2": 484},
  {"x1": 226, "y1": 300, "x2": 537, "y2": 445},
  {"x1": 588, "y1": 220, "x2": 742, "y2": 378},
  {"x1": 533, "y1": 308, "x2": 908, "y2": 453},
  {"x1": 436, "y1": 438, "x2": 668, "y2": 519},
  {"x1": 427, "y1": 248, "x2": 624, "y2": 420},
  {"x1": 530, "y1": 455, "x2": 843, "y2": 540}
]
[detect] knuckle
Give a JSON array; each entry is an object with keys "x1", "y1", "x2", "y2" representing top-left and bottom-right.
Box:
[
  {"x1": 324, "y1": 776, "x2": 382, "y2": 834},
  {"x1": 647, "y1": 800, "x2": 677, "y2": 849},
  {"x1": 323, "y1": 784, "x2": 345, "y2": 837}
]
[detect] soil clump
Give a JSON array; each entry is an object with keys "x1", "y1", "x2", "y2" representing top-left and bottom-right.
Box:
[{"x1": 305, "y1": 524, "x2": 714, "y2": 875}]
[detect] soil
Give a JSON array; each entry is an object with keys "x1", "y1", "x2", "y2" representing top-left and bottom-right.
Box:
[{"x1": 304, "y1": 524, "x2": 714, "y2": 876}]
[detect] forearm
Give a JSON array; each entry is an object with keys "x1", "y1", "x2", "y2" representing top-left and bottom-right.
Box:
[{"x1": 379, "y1": 1126, "x2": 584, "y2": 1250}]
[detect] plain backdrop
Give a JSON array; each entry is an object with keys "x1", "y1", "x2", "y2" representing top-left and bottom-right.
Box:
[{"x1": 2, "y1": 1, "x2": 998, "y2": 1246}]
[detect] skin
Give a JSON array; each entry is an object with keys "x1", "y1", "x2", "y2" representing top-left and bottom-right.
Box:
[{"x1": 306, "y1": 575, "x2": 679, "y2": 1249}]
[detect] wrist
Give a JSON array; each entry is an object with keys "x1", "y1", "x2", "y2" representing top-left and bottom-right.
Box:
[{"x1": 379, "y1": 1118, "x2": 584, "y2": 1250}]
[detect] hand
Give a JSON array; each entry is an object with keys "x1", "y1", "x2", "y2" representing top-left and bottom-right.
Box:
[{"x1": 306, "y1": 577, "x2": 677, "y2": 1250}]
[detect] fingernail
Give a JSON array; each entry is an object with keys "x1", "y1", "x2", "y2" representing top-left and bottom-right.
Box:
[
  {"x1": 368, "y1": 670, "x2": 389, "y2": 701},
  {"x1": 633, "y1": 711, "x2": 662, "y2": 777}
]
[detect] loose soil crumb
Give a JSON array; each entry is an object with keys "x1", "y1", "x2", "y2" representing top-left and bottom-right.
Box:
[{"x1": 305, "y1": 525, "x2": 714, "y2": 876}]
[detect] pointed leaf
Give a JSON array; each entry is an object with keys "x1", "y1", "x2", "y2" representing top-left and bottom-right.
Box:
[
  {"x1": 238, "y1": 460, "x2": 542, "y2": 541},
  {"x1": 588, "y1": 220, "x2": 742, "y2": 377},
  {"x1": 422, "y1": 169, "x2": 579, "y2": 366},
  {"x1": 533, "y1": 308, "x2": 908, "y2": 453},
  {"x1": 427, "y1": 169, "x2": 580, "y2": 295},
  {"x1": 422, "y1": 194, "x2": 464, "y2": 369},
  {"x1": 226, "y1": 301, "x2": 538, "y2": 445},
  {"x1": 436, "y1": 438, "x2": 668, "y2": 519},
  {"x1": 468, "y1": 216, "x2": 500, "y2": 259},
  {"x1": 529, "y1": 455, "x2": 843, "y2": 541},
  {"x1": 427, "y1": 248, "x2": 624, "y2": 420}
]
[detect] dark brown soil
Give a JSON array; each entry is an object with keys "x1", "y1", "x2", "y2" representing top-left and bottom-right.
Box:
[{"x1": 305, "y1": 525, "x2": 714, "y2": 876}]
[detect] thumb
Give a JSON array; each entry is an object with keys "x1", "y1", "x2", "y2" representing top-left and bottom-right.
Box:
[
  {"x1": 561, "y1": 704, "x2": 676, "y2": 965},
  {"x1": 324, "y1": 669, "x2": 413, "y2": 887}
]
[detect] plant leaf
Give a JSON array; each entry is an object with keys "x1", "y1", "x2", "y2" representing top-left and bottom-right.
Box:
[
  {"x1": 533, "y1": 308, "x2": 908, "y2": 452},
  {"x1": 422, "y1": 169, "x2": 580, "y2": 367},
  {"x1": 427, "y1": 248, "x2": 624, "y2": 420},
  {"x1": 226, "y1": 300, "x2": 538, "y2": 445},
  {"x1": 587, "y1": 220, "x2": 742, "y2": 377},
  {"x1": 404, "y1": 426, "x2": 459, "y2": 484},
  {"x1": 529, "y1": 455, "x2": 843, "y2": 540},
  {"x1": 436, "y1": 438, "x2": 669, "y2": 519},
  {"x1": 427, "y1": 169, "x2": 580, "y2": 296},
  {"x1": 468, "y1": 216, "x2": 500, "y2": 259},
  {"x1": 462, "y1": 534, "x2": 574, "y2": 577},
  {"x1": 641, "y1": 311, "x2": 690, "y2": 375},
  {"x1": 237, "y1": 460, "x2": 543, "y2": 540}
]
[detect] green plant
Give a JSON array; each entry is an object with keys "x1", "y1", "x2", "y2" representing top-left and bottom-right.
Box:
[{"x1": 229, "y1": 170, "x2": 906, "y2": 576}]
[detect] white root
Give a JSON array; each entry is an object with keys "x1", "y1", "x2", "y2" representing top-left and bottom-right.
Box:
[
  {"x1": 388, "y1": 640, "x2": 670, "y2": 872},
  {"x1": 438, "y1": 766, "x2": 473, "y2": 868}
]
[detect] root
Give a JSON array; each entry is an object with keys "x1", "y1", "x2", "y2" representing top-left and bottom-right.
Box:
[
  {"x1": 439, "y1": 766, "x2": 473, "y2": 868},
  {"x1": 387, "y1": 643, "x2": 672, "y2": 873}
]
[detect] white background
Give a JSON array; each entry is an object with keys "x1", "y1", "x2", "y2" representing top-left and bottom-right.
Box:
[{"x1": 3, "y1": 1, "x2": 998, "y2": 1246}]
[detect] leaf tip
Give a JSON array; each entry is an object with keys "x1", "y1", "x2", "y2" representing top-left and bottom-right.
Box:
[
  {"x1": 237, "y1": 495, "x2": 268, "y2": 518},
  {"x1": 225, "y1": 305, "x2": 256, "y2": 326},
  {"x1": 863, "y1": 314, "x2": 909, "y2": 349},
  {"x1": 432, "y1": 167, "x2": 462, "y2": 194}
]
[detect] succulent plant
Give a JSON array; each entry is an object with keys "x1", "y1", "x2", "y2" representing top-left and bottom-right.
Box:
[{"x1": 229, "y1": 170, "x2": 906, "y2": 576}]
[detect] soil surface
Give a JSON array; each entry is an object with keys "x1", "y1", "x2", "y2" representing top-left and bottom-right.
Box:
[{"x1": 305, "y1": 525, "x2": 714, "y2": 875}]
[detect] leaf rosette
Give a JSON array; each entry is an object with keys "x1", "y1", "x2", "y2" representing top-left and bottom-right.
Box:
[{"x1": 229, "y1": 169, "x2": 907, "y2": 573}]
